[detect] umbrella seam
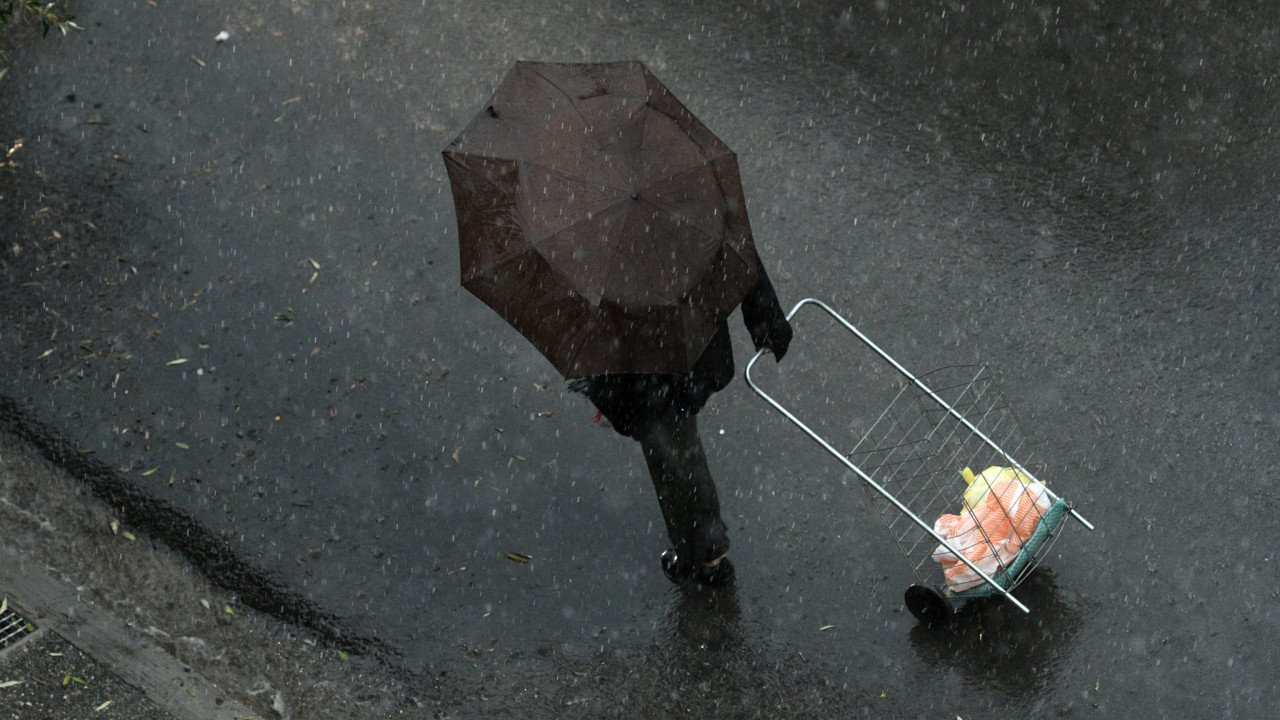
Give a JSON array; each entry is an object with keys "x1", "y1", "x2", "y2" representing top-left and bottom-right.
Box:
[
  {"x1": 640, "y1": 65, "x2": 734, "y2": 166},
  {"x1": 639, "y1": 163, "x2": 734, "y2": 227},
  {"x1": 525, "y1": 63, "x2": 640, "y2": 164},
  {"x1": 637, "y1": 101, "x2": 732, "y2": 186},
  {"x1": 531, "y1": 200, "x2": 630, "y2": 296},
  {"x1": 515, "y1": 159, "x2": 628, "y2": 252},
  {"x1": 590, "y1": 199, "x2": 640, "y2": 316},
  {"x1": 522, "y1": 159, "x2": 628, "y2": 197},
  {"x1": 642, "y1": 101, "x2": 734, "y2": 168}
]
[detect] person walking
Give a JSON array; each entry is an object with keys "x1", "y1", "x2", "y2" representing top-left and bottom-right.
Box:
[
  {"x1": 571, "y1": 255, "x2": 791, "y2": 588},
  {"x1": 445, "y1": 60, "x2": 791, "y2": 589}
]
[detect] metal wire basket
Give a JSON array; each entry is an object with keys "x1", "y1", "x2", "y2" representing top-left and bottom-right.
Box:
[{"x1": 745, "y1": 299, "x2": 1093, "y2": 624}]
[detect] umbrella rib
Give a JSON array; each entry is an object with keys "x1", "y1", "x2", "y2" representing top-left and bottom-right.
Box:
[
  {"x1": 636, "y1": 170, "x2": 737, "y2": 255},
  {"x1": 646, "y1": 200, "x2": 722, "y2": 250},
  {"x1": 639, "y1": 162, "x2": 726, "y2": 218},
  {"x1": 526, "y1": 64, "x2": 582, "y2": 109},
  {"x1": 521, "y1": 170, "x2": 627, "y2": 247},
  {"x1": 644, "y1": 104, "x2": 734, "y2": 165},
  {"x1": 634, "y1": 109, "x2": 725, "y2": 189},
  {"x1": 590, "y1": 201, "x2": 638, "y2": 307},
  {"x1": 561, "y1": 314, "x2": 598, "y2": 378},
  {"x1": 524, "y1": 160, "x2": 628, "y2": 195},
  {"x1": 525, "y1": 64, "x2": 621, "y2": 161},
  {"x1": 719, "y1": 231, "x2": 759, "y2": 281}
]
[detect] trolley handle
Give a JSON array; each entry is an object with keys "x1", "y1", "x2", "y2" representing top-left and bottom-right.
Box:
[
  {"x1": 749, "y1": 298, "x2": 1093, "y2": 532},
  {"x1": 744, "y1": 298, "x2": 1094, "y2": 613}
]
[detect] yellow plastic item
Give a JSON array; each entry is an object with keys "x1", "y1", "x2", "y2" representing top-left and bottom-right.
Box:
[
  {"x1": 961, "y1": 465, "x2": 1034, "y2": 509},
  {"x1": 933, "y1": 478, "x2": 1052, "y2": 592}
]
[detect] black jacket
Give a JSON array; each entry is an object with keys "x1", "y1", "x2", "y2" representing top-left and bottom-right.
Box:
[{"x1": 572, "y1": 259, "x2": 792, "y2": 438}]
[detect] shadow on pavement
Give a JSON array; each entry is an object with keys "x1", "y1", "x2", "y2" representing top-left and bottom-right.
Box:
[{"x1": 908, "y1": 570, "x2": 1086, "y2": 701}]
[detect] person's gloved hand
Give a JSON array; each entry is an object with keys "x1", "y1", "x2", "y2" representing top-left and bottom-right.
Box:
[
  {"x1": 741, "y1": 265, "x2": 792, "y2": 362},
  {"x1": 760, "y1": 316, "x2": 792, "y2": 362}
]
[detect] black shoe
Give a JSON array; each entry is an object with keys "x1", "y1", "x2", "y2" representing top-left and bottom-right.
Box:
[
  {"x1": 661, "y1": 549, "x2": 735, "y2": 589},
  {"x1": 660, "y1": 548, "x2": 688, "y2": 583}
]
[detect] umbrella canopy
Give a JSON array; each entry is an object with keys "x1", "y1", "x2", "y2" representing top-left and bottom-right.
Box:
[{"x1": 443, "y1": 61, "x2": 762, "y2": 378}]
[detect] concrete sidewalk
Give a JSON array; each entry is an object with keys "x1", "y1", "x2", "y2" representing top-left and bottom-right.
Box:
[
  {"x1": 1, "y1": 589, "x2": 188, "y2": 720},
  {"x1": 0, "y1": 431, "x2": 411, "y2": 719}
]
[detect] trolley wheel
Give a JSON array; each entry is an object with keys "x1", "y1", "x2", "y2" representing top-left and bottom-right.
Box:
[{"x1": 904, "y1": 584, "x2": 954, "y2": 627}]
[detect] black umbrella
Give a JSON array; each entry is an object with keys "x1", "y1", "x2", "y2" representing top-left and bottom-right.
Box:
[{"x1": 443, "y1": 61, "x2": 762, "y2": 377}]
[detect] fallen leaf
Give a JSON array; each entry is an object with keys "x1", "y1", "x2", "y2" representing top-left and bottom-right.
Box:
[
  {"x1": 121, "y1": 532, "x2": 137, "y2": 541},
  {"x1": 36, "y1": 348, "x2": 55, "y2": 360},
  {"x1": 506, "y1": 552, "x2": 533, "y2": 563},
  {"x1": 95, "y1": 699, "x2": 113, "y2": 711},
  {"x1": 200, "y1": 599, "x2": 210, "y2": 610},
  {"x1": 820, "y1": 624, "x2": 836, "y2": 631},
  {"x1": 190, "y1": 55, "x2": 206, "y2": 67},
  {"x1": 166, "y1": 358, "x2": 189, "y2": 366},
  {"x1": 142, "y1": 467, "x2": 159, "y2": 476},
  {"x1": 175, "y1": 442, "x2": 190, "y2": 449},
  {"x1": 1, "y1": 597, "x2": 6, "y2": 614},
  {"x1": 0, "y1": 680, "x2": 23, "y2": 689}
]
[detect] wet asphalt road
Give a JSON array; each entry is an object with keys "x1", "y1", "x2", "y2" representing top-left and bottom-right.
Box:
[{"x1": 2, "y1": 0, "x2": 1278, "y2": 717}]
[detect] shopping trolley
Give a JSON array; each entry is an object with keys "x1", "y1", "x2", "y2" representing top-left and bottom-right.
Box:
[{"x1": 744, "y1": 299, "x2": 1094, "y2": 625}]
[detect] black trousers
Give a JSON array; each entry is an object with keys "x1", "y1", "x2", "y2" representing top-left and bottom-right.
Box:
[{"x1": 633, "y1": 410, "x2": 729, "y2": 566}]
